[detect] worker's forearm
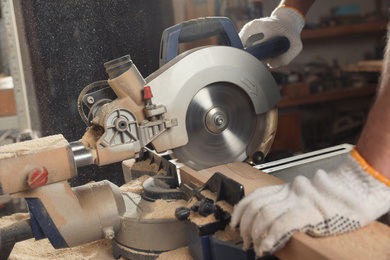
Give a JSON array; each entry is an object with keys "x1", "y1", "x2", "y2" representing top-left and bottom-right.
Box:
[
  {"x1": 278, "y1": 0, "x2": 316, "y2": 16},
  {"x1": 357, "y1": 24, "x2": 390, "y2": 178}
]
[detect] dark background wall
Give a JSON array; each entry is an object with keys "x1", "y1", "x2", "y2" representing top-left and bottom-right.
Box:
[{"x1": 20, "y1": 0, "x2": 174, "y2": 186}]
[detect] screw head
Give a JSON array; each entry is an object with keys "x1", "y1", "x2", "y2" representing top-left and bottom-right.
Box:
[
  {"x1": 115, "y1": 118, "x2": 128, "y2": 131},
  {"x1": 87, "y1": 96, "x2": 95, "y2": 104},
  {"x1": 214, "y1": 115, "x2": 225, "y2": 126}
]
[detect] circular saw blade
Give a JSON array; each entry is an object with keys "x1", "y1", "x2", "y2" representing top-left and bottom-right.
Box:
[{"x1": 172, "y1": 83, "x2": 256, "y2": 170}]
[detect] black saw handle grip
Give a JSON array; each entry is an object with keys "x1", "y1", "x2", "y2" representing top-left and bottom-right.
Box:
[
  {"x1": 159, "y1": 16, "x2": 290, "y2": 67},
  {"x1": 245, "y1": 36, "x2": 290, "y2": 61}
]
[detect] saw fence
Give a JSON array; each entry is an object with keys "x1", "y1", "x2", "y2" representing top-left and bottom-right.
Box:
[{"x1": 180, "y1": 162, "x2": 390, "y2": 260}]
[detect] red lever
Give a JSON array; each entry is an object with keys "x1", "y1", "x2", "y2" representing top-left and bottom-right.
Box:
[
  {"x1": 28, "y1": 167, "x2": 49, "y2": 188},
  {"x1": 144, "y1": 86, "x2": 153, "y2": 99}
]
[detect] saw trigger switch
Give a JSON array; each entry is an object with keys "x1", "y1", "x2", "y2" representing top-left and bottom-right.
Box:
[{"x1": 144, "y1": 86, "x2": 153, "y2": 100}]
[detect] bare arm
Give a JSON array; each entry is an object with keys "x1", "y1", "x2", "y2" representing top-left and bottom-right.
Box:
[
  {"x1": 357, "y1": 25, "x2": 390, "y2": 178},
  {"x1": 278, "y1": 0, "x2": 316, "y2": 16}
]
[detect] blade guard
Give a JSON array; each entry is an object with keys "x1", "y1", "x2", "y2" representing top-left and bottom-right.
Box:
[
  {"x1": 147, "y1": 46, "x2": 281, "y2": 153},
  {"x1": 150, "y1": 17, "x2": 283, "y2": 154}
]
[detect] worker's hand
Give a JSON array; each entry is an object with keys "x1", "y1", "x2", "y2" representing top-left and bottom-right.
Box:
[
  {"x1": 230, "y1": 153, "x2": 390, "y2": 256},
  {"x1": 239, "y1": 7, "x2": 306, "y2": 68}
]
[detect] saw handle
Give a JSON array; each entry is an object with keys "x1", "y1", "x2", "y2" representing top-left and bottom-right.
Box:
[
  {"x1": 159, "y1": 16, "x2": 290, "y2": 67},
  {"x1": 244, "y1": 36, "x2": 290, "y2": 61},
  {"x1": 159, "y1": 17, "x2": 242, "y2": 67}
]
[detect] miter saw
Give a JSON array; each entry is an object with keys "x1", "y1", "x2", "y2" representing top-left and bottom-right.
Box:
[{"x1": 0, "y1": 17, "x2": 289, "y2": 259}]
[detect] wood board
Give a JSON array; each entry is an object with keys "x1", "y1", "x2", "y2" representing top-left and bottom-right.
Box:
[{"x1": 179, "y1": 162, "x2": 390, "y2": 260}]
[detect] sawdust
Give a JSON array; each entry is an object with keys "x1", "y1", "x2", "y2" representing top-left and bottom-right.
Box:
[
  {"x1": 0, "y1": 135, "x2": 67, "y2": 159},
  {"x1": 216, "y1": 200, "x2": 233, "y2": 214},
  {"x1": 122, "y1": 158, "x2": 136, "y2": 169},
  {"x1": 80, "y1": 125, "x2": 104, "y2": 149},
  {"x1": 188, "y1": 210, "x2": 217, "y2": 226},
  {"x1": 119, "y1": 175, "x2": 151, "y2": 194},
  {"x1": 9, "y1": 238, "x2": 115, "y2": 260},
  {"x1": 0, "y1": 213, "x2": 119, "y2": 260},
  {"x1": 213, "y1": 225, "x2": 241, "y2": 242},
  {"x1": 141, "y1": 199, "x2": 187, "y2": 219},
  {"x1": 186, "y1": 194, "x2": 220, "y2": 226},
  {"x1": 156, "y1": 246, "x2": 193, "y2": 260},
  {"x1": 79, "y1": 125, "x2": 104, "y2": 160},
  {"x1": 131, "y1": 158, "x2": 159, "y2": 172},
  {"x1": 0, "y1": 212, "x2": 30, "y2": 226},
  {"x1": 200, "y1": 190, "x2": 217, "y2": 201},
  {"x1": 186, "y1": 197, "x2": 198, "y2": 208},
  {"x1": 157, "y1": 168, "x2": 168, "y2": 176},
  {"x1": 114, "y1": 242, "x2": 157, "y2": 258}
]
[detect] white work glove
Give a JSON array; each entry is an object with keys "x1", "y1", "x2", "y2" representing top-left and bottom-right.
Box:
[
  {"x1": 239, "y1": 6, "x2": 305, "y2": 68},
  {"x1": 230, "y1": 152, "x2": 390, "y2": 256}
]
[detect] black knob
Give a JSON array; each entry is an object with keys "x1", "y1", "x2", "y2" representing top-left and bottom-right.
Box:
[
  {"x1": 252, "y1": 151, "x2": 265, "y2": 165},
  {"x1": 175, "y1": 206, "x2": 190, "y2": 220},
  {"x1": 198, "y1": 198, "x2": 216, "y2": 217}
]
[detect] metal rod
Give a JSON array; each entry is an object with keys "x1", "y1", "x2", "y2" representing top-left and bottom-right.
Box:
[{"x1": 70, "y1": 141, "x2": 95, "y2": 167}]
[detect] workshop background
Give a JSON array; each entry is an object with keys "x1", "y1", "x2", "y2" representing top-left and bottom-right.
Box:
[{"x1": 0, "y1": 0, "x2": 389, "y2": 186}]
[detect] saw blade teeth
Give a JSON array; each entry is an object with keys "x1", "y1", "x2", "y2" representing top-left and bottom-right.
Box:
[{"x1": 173, "y1": 83, "x2": 256, "y2": 170}]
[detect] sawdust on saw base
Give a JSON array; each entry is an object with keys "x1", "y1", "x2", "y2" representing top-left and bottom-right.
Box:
[
  {"x1": 200, "y1": 190, "x2": 217, "y2": 201},
  {"x1": 188, "y1": 210, "x2": 217, "y2": 226},
  {"x1": 156, "y1": 246, "x2": 193, "y2": 260},
  {"x1": 120, "y1": 175, "x2": 187, "y2": 219},
  {"x1": 186, "y1": 197, "x2": 198, "y2": 208},
  {"x1": 186, "y1": 197, "x2": 217, "y2": 226},
  {"x1": 213, "y1": 224, "x2": 241, "y2": 242},
  {"x1": 119, "y1": 175, "x2": 151, "y2": 194},
  {"x1": 131, "y1": 158, "x2": 159, "y2": 172},
  {"x1": 140, "y1": 199, "x2": 187, "y2": 219},
  {"x1": 0, "y1": 213, "x2": 122, "y2": 260},
  {"x1": 216, "y1": 200, "x2": 234, "y2": 214}
]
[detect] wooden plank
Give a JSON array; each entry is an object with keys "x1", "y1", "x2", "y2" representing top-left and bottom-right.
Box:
[
  {"x1": 276, "y1": 222, "x2": 390, "y2": 260},
  {"x1": 180, "y1": 162, "x2": 284, "y2": 195},
  {"x1": 199, "y1": 162, "x2": 284, "y2": 194},
  {"x1": 179, "y1": 162, "x2": 390, "y2": 260},
  {"x1": 180, "y1": 165, "x2": 210, "y2": 187},
  {"x1": 275, "y1": 233, "x2": 347, "y2": 260}
]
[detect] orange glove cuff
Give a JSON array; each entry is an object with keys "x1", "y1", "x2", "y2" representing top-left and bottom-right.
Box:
[
  {"x1": 275, "y1": 5, "x2": 307, "y2": 23},
  {"x1": 351, "y1": 147, "x2": 390, "y2": 188}
]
